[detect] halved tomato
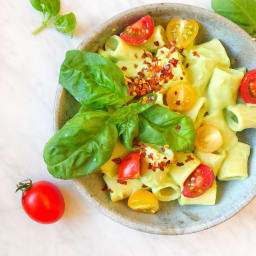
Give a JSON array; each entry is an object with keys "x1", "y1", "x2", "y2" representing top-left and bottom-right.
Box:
[
  {"x1": 166, "y1": 82, "x2": 196, "y2": 112},
  {"x1": 166, "y1": 18, "x2": 199, "y2": 48},
  {"x1": 120, "y1": 15, "x2": 154, "y2": 45},
  {"x1": 195, "y1": 124, "x2": 223, "y2": 153},
  {"x1": 240, "y1": 69, "x2": 256, "y2": 104},
  {"x1": 118, "y1": 151, "x2": 141, "y2": 180},
  {"x1": 182, "y1": 164, "x2": 215, "y2": 198},
  {"x1": 128, "y1": 190, "x2": 159, "y2": 214}
]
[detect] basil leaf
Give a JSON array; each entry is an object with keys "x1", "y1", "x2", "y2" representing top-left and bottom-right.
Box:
[
  {"x1": 44, "y1": 111, "x2": 118, "y2": 179},
  {"x1": 212, "y1": 0, "x2": 256, "y2": 37},
  {"x1": 30, "y1": 0, "x2": 60, "y2": 16},
  {"x1": 53, "y1": 13, "x2": 76, "y2": 37},
  {"x1": 109, "y1": 96, "x2": 156, "y2": 150},
  {"x1": 138, "y1": 105, "x2": 196, "y2": 152},
  {"x1": 59, "y1": 50, "x2": 129, "y2": 109}
]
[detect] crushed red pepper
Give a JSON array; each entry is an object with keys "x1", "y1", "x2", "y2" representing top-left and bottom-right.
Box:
[
  {"x1": 108, "y1": 189, "x2": 113, "y2": 193},
  {"x1": 185, "y1": 155, "x2": 194, "y2": 162},
  {"x1": 175, "y1": 125, "x2": 181, "y2": 131},
  {"x1": 142, "y1": 184, "x2": 148, "y2": 188},
  {"x1": 117, "y1": 179, "x2": 127, "y2": 185},
  {"x1": 121, "y1": 66, "x2": 127, "y2": 71},
  {"x1": 112, "y1": 158, "x2": 121, "y2": 164},
  {"x1": 102, "y1": 185, "x2": 108, "y2": 191},
  {"x1": 176, "y1": 162, "x2": 184, "y2": 167},
  {"x1": 185, "y1": 63, "x2": 190, "y2": 68},
  {"x1": 154, "y1": 41, "x2": 160, "y2": 46},
  {"x1": 192, "y1": 51, "x2": 200, "y2": 57}
]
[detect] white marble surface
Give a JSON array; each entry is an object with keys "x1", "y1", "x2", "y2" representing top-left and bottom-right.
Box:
[{"x1": 1, "y1": 0, "x2": 256, "y2": 255}]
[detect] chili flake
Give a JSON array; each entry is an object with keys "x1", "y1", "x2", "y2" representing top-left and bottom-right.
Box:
[
  {"x1": 180, "y1": 77, "x2": 184, "y2": 80},
  {"x1": 154, "y1": 41, "x2": 160, "y2": 46},
  {"x1": 161, "y1": 147, "x2": 165, "y2": 152},
  {"x1": 134, "y1": 53, "x2": 138, "y2": 59},
  {"x1": 185, "y1": 155, "x2": 194, "y2": 162},
  {"x1": 185, "y1": 63, "x2": 190, "y2": 68},
  {"x1": 192, "y1": 51, "x2": 200, "y2": 57},
  {"x1": 101, "y1": 173, "x2": 105, "y2": 177},
  {"x1": 121, "y1": 66, "x2": 127, "y2": 71},
  {"x1": 148, "y1": 153, "x2": 153, "y2": 160},
  {"x1": 108, "y1": 189, "x2": 113, "y2": 193},
  {"x1": 176, "y1": 162, "x2": 184, "y2": 167},
  {"x1": 169, "y1": 58, "x2": 179, "y2": 67},
  {"x1": 176, "y1": 100, "x2": 181, "y2": 105},
  {"x1": 175, "y1": 125, "x2": 181, "y2": 131},
  {"x1": 140, "y1": 152, "x2": 146, "y2": 158},
  {"x1": 112, "y1": 158, "x2": 121, "y2": 164},
  {"x1": 148, "y1": 163, "x2": 153, "y2": 169},
  {"x1": 134, "y1": 64, "x2": 138, "y2": 68},
  {"x1": 102, "y1": 185, "x2": 108, "y2": 191},
  {"x1": 142, "y1": 184, "x2": 148, "y2": 188},
  {"x1": 117, "y1": 179, "x2": 127, "y2": 185}
]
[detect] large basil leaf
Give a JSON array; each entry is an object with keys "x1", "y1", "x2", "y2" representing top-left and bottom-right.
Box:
[
  {"x1": 212, "y1": 0, "x2": 256, "y2": 37},
  {"x1": 44, "y1": 111, "x2": 117, "y2": 179},
  {"x1": 138, "y1": 105, "x2": 196, "y2": 152},
  {"x1": 109, "y1": 96, "x2": 156, "y2": 150},
  {"x1": 59, "y1": 51, "x2": 129, "y2": 108}
]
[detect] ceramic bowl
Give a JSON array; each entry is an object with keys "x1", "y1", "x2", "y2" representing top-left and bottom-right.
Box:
[{"x1": 54, "y1": 3, "x2": 256, "y2": 235}]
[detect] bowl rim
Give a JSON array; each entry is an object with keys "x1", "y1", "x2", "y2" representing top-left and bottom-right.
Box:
[{"x1": 53, "y1": 2, "x2": 256, "y2": 235}]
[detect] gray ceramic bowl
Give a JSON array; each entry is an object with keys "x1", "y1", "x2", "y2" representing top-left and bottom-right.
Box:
[{"x1": 54, "y1": 3, "x2": 256, "y2": 235}]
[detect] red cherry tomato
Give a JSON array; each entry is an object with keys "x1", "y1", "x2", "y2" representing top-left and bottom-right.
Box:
[
  {"x1": 16, "y1": 179, "x2": 65, "y2": 224},
  {"x1": 182, "y1": 164, "x2": 215, "y2": 198},
  {"x1": 118, "y1": 151, "x2": 141, "y2": 180},
  {"x1": 120, "y1": 15, "x2": 154, "y2": 45},
  {"x1": 240, "y1": 69, "x2": 256, "y2": 104}
]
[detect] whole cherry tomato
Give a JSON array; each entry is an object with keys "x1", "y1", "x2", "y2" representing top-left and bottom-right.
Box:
[{"x1": 16, "y1": 179, "x2": 65, "y2": 224}]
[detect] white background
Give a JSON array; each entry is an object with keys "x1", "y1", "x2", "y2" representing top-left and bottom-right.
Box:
[{"x1": 1, "y1": 0, "x2": 256, "y2": 255}]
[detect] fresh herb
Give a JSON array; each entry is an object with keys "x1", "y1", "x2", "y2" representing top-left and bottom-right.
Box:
[
  {"x1": 138, "y1": 105, "x2": 196, "y2": 152},
  {"x1": 110, "y1": 96, "x2": 156, "y2": 150},
  {"x1": 53, "y1": 13, "x2": 77, "y2": 37},
  {"x1": 212, "y1": 0, "x2": 256, "y2": 37},
  {"x1": 44, "y1": 111, "x2": 118, "y2": 179},
  {"x1": 29, "y1": 0, "x2": 76, "y2": 36},
  {"x1": 59, "y1": 50, "x2": 129, "y2": 109}
]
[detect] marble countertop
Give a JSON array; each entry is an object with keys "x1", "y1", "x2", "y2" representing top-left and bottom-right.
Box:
[{"x1": 1, "y1": 0, "x2": 256, "y2": 255}]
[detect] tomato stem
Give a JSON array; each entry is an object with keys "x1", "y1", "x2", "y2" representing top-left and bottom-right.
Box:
[{"x1": 16, "y1": 179, "x2": 32, "y2": 195}]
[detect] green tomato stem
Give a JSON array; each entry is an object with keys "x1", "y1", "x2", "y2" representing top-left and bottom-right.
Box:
[
  {"x1": 16, "y1": 179, "x2": 32, "y2": 196},
  {"x1": 32, "y1": 23, "x2": 47, "y2": 35}
]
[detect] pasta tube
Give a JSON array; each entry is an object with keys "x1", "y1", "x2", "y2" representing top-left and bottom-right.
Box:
[
  {"x1": 225, "y1": 104, "x2": 256, "y2": 131},
  {"x1": 217, "y1": 142, "x2": 250, "y2": 181}
]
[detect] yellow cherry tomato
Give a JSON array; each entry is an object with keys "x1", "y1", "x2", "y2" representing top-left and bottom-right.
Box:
[
  {"x1": 166, "y1": 82, "x2": 196, "y2": 112},
  {"x1": 195, "y1": 124, "x2": 223, "y2": 153},
  {"x1": 128, "y1": 190, "x2": 159, "y2": 214},
  {"x1": 166, "y1": 18, "x2": 199, "y2": 48}
]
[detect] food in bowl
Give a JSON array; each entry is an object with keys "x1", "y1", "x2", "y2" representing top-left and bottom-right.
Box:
[{"x1": 44, "y1": 15, "x2": 256, "y2": 214}]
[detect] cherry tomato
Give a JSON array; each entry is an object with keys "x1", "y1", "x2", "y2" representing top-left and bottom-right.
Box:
[
  {"x1": 166, "y1": 18, "x2": 199, "y2": 48},
  {"x1": 118, "y1": 151, "x2": 141, "y2": 180},
  {"x1": 166, "y1": 82, "x2": 196, "y2": 112},
  {"x1": 182, "y1": 164, "x2": 215, "y2": 198},
  {"x1": 120, "y1": 15, "x2": 154, "y2": 45},
  {"x1": 195, "y1": 124, "x2": 223, "y2": 153},
  {"x1": 128, "y1": 190, "x2": 159, "y2": 214},
  {"x1": 16, "y1": 179, "x2": 65, "y2": 224},
  {"x1": 240, "y1": 69, "x2": 256, "y2": 104}
]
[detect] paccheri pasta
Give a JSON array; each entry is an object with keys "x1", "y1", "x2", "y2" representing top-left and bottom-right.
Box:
[{"x1": 44, "y1": 15, "x2": 255, "y2": 214}]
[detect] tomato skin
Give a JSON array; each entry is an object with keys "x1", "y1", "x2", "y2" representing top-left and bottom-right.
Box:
[
  {"x1": 166, "y1": 19, "x2": 199, "y2": 48},
  {"x1": 195, "y1": 124, "x2": 223, "y2": 153},
  {"x1": 22, "y1": 181, "x2": 65, "y2": 224},
  {"x1": 166, "y1": 82, "x2": 196, "y2": 112},
  {"x1": 240, "y1": 69, "x2": 256, "y2": 104},
  {"x1": 118, "y1": 151, "x2": 141, "y2": 180},
  {"x1": 182, "y1": 164, "x2": 215, "y2": 198},
  {"x1": 120, "y1": 16, "x2": 154, "y2": 45}
]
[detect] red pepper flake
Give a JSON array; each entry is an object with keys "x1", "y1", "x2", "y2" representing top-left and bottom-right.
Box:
[
  {"x1": 182, "y1": 71, "x2": 186, "y2": 76},
  {"x1": 160, "y1": 50, "x2": 165, "y2": 54},
  {"x1": 142, "y1": 52, "x2": 148, "y2": 59},
  {"x1": 108, "y1": 189, "x2": 113, "y2": 193},
  {"x1": 159, "y1": 161, "x2": 166, "y2": 171},
  {"x1": 166, "y1": 160, "x2": 171, "y2": 166},
  {"x1": 117, "y1": 179, "x2": 127, "y2": 185},
  {"x1": 176, "y1": 162, "x2": 184, "y2": 167},
  {"x1": 112, "y1": 158, "x2": 121, "y2": 164},
  {"x1": 102, "y1": 185, "x2": 108, "y2": 191},
  {"x1": 170, "y1": 46, "x2": 176, "y2": 54},
  {"x1": 137, "y1": 71, "x2": 145, "y2": 78},
  {"x1": 133, "y1": 137, "x2": 140, "y2": 148},
  {"x1": 176, "y1": 100, "x2": 181, "y2": 105},
  {"x1": 175, "y1": 125, "x2": 181, "y2": 131},
  {"x1": 142, "y1": 184, "x2": 148, "y2": 188},
  {"x1": 192, "y1": 51, "x2": 200, "y2": 57},
  {"x1": 148, "y1": 163, "x2": 153, "y2": 169},
  {"x1": 134, "y1": 53, "x2": 138, "y2": 59},
  {"x1": 169, "y1": 58, "x2": 179, "y2": 67},
  {"x1": 185, "y1": 63, "x2": 190, "y2": 68},
  {"x1": 164, "y1": 156, "x2": 167, "y2": 160},
  {"x1": 121, "y1": 66, "x2": 127, "y2": 71},
  {"x1": 101, "y1": 173, "x2": 105, "y2": 177},
  {"x1": 140, "y1": 152, "x2": 146, "y2": 158},
  {"x1": 154, "y1": 41, "x2": 160, "y2": 46},
  {"x1": 148, "y1": 153, "x2": 153, "y2": 160},
  {"x1": 180, "y1": 77, "x2": 184, "y2": 80},
  {"x1": 185, "y1": 155, "x2": 194, "y2": 163},
  {"x1": 161, "y1": 147, "x2": 165, "y2": 152},
  {"x1": 179, "y1": 48, "x2": 185, "y2": 57},
  {"x1": 134, "y1": 64, "x2": 138, "y2": 68}
]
